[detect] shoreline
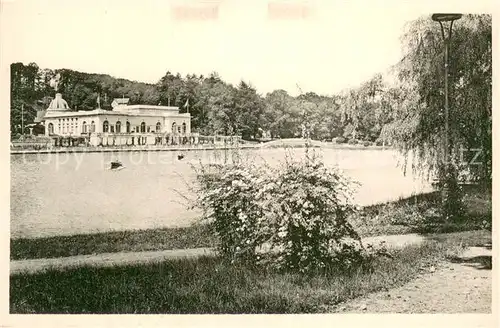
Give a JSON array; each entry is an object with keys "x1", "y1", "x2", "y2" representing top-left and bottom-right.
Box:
[
  {"x1": 11, "y1": 187, "x2": 490, "y2": 261},
  {"x1": 10, "y1": 143, "x2": 392, "y2": 155},
  {"x1": 9, "y1": 144, "x2": 259, "y2": 155},
  {"x1": 11, "y1": 191, "x2": 440, "y2": 242}
]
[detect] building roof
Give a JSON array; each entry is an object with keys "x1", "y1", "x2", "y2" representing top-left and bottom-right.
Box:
[
  {"x1": 39, "y1": 94, "x2": 188, "y2": 120},
  {"x1": 112, "y1": 98, "x2": 130, "y2": 105},
  {"x1": 34, "y1": 110, "x2": 47, "y2": 123},
  {"x1": 113, "y1": 104, "x2": 179, "y2": 112},
  {"x1": 42, "y1": 107, "x2": 190, "y2": 119},
  {"x1": 47, "y1": 93, "x2": 70, "y2": 111}
]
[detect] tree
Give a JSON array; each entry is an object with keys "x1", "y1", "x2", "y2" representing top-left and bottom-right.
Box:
[
  {"x1": 232, "y1": 81, "x2": 265, "y2": 139},
  {"x1": 317, "y1": 98, "x2": 343, "y2": 140},
  {"x1": 203, "y1": 81, "x2": 236, "y2": 135},
  {"x1": 381, "y1": 14, "x2": 491, "y2": 185},
  {"x1": 10, "y1": 62, "x2": 42, "y2": 133},
  {"x1": 10, "y1": 62, "x2": 398, "y2": 143},
  {"x1": 263, "y1": 90, "x2": 296, "y2": 139}
]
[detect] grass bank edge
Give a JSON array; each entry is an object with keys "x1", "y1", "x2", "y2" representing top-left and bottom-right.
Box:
[
  {"x1": 10, "y1": 230, "x2": 490, "y2": 314},
  {"x1": 11, "y1": 187, "x2": 491, "y2": 261}
]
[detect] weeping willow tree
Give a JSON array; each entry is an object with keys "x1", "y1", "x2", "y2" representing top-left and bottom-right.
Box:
[{"x1": 381, "y1": 14, "x2": 492, "y2": 188}]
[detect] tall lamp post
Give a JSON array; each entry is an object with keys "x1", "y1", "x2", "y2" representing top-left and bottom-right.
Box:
[{"x1": 431, "y1": 13, "x2": 462, "y2": 220}]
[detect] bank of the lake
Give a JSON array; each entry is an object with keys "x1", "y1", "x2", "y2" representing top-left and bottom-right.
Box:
[
  {"x1": 9, "y1": 141, "x2": 390, "y2": 155},
  {"x1": 9, "y1": 144, "x2": 259, "y2": 155},
  {"x1": 10, "y1": 230, "x2": 491, "y2": 314},
  {"x1": 11, "y1": 147, "x2": 432, "y2": 239},
  {"x1": 11, "y1": 185, "x2": 491, "y2": 261}
]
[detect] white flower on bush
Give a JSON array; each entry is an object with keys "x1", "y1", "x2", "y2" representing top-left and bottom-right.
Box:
[
  {"x1": 231, "y1": 179, "x2": 248, "y2": 189},
  {"x1": 338, "y1": 237, "x2": 363, "y2": 252},
  {"x1": 196, "y1": 150, "x2": 361, "y2": 271}
]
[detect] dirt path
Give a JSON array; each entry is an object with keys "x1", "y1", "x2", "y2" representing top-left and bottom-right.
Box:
[
  {"x1": 331, "y1": 246, "x2": 492, "y2": 313},
  {"x1": 10, "y1": 233, "x2": 426, "y2": 275},
  {"x1": 10, "y1": 247, "x2": 215, "y2": 275}
]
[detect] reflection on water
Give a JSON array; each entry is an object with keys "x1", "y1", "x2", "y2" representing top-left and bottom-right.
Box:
[{"x1": 10, "y1": 148, "x2": 433, "y2": 238}]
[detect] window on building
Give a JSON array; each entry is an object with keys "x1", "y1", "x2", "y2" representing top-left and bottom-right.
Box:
[
  {"x1": 116, "y1": 121, "x2": 121, "y2": 133},
  {"x1": 126, "y1": 121, "x2": 130, "y2": 133},
  {"x1": 156, "y1": 122, "x2": 161, "y2": 133},
  {"x1": 141, "y1": 122, "x2": 146, "y2": 133},
  {"x1": 91, "y1": 121, "x2": 95, "y2": 133},
  {"x1": 182, "y1": 122, "x2": 187, "y2": 134},
  {"x1": 82, "y1": 121, "x2": 87, "y2": 133},
  {"x1": 103, "y1": 120, "x2": 109, "y2": 133},
  {"x1": 48, "y1": 123, "x2": 54, "y2": 135},
  {"x1": 172, "y1": 122, "x2": 177, "y2": 134}
]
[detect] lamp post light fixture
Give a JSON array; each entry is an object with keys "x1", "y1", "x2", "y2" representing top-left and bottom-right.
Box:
[{"x1": 431, "y1": 13, "x2": 462, "y2": 220}]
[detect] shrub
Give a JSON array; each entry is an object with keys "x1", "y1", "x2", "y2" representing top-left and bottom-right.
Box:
[
  {"x1": 363, "y1": 141, "x2": 371, "y2": 147},
  {"x1": 195, "y1": 162, "x2": 267, "y2": 264},
  {"x1": 347, "y1": 139, "x2": 357, "y2": 145},
  {"x1": 333, "y1": 137, "x2": 347, "y2": 144},
  {"x1": 194, "y1": 147, "x2": 373, "y2": 274},
  {"x1": 261, "y1": 151, "x2": 365, "y2": 273}
]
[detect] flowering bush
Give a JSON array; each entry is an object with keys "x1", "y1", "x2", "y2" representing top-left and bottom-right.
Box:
[
  {"x1": 195, "y1": 162, "x2": 267, "y2": 263},
  {"x1": 194, "y1": 149, "x2": 369, "y2": 273},
  {"x1": 261, "y1": 151, "x2": 365, "y2": 272}
]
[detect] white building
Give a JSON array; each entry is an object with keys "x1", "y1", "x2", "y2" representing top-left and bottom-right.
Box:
[
  {"x1": 42, "y1": 93, "x2": 191, "y2": 137},
  {"x1": 111, "y1": 97, "x2": 130, "y2": 108}
]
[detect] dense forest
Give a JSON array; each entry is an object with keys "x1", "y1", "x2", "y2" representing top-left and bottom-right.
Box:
[
  {"x1": 10, "y1": 14, "x2": 491, "y2": 181},
  {"x1": 10, "y1": 66, "x2": 398, "y2": 143}
]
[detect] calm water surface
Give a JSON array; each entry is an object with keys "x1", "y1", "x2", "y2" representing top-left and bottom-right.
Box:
[{"x1": 11, "y1": 148, "x2": 433, "y2": 238}]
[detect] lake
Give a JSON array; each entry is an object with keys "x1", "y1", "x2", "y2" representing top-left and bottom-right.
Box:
[{"x1": 10, "y1": 147, "x2": 433, "y2": 239}]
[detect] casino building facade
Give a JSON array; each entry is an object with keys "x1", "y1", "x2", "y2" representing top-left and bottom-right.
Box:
[{"x1": 37, "y1": 93, "x2": 196, "y2": 147}]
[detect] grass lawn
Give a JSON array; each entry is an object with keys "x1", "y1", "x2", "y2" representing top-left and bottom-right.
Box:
[
  {"x1": 351, "y1": 184, "x2": 491, "y2": 236},
  {"x1": 11, "y1": 224, "x2": 217, "y2": 261},
  {"x1": 10, "y1": 230, "x2": 491, "y2": 314},
  {"x1": 11, "y1": 184, "x2": 491, "y2": 261}
]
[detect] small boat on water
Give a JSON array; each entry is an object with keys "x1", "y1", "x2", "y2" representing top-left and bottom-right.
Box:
[
  {"x1": 110, "y1": 160, "x2": 124, "y2": 170},
  {"x1": 177, "y1": 154, "x2": 185, "y2": 160}
]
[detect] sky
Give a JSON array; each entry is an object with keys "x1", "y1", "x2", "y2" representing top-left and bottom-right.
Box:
[{"x1": 0, "y1": 0, "x2": 493, "y2": 96}]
